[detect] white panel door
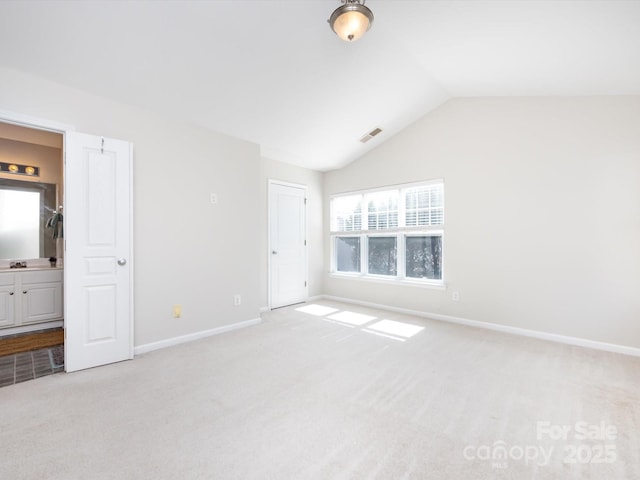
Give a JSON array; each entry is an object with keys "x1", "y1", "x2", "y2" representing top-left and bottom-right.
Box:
[
  {"x1": 65, "y1": 132, "x2": 133, "y2": 372},
  {"x1": 269, "y1": 182, "x2": 307, "y2": 309}
]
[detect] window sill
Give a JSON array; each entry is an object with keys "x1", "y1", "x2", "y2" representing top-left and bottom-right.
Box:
[{"x1": 329, "y1": 272, "x2": 447, "y2": 290}]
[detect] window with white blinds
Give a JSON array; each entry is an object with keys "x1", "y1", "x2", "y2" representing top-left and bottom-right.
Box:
[
  {"x1": 367, "y1": 190, "x2": 399, "y2": 230},
  {"x1": 405, "y1": 184, "x2": 444, "y2": 226},
  {"x1": 332, "y1": 194, "x2": 362, "y2": 232},
  {"x1": 330, "y1": 180, "x2": 444, "y2": 285}
]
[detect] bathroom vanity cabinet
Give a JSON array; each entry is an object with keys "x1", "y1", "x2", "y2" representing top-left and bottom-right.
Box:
[{"x1": 0, "y1": 268, "x2": 63, "y2": 329}]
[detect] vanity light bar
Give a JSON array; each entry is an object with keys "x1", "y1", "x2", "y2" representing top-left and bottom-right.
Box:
[{"x1": 0, "y1": 162, "x2": 40, "y2": 177}]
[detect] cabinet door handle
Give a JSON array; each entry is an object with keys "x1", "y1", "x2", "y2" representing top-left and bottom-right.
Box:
[
  {"x1": 23, "y1": 290, "x2": 27, "y2": 294},
  {"x1": 117, "y1": 258, "x2": 127, "y2": 266},
  {"x1": 9, "y1": 292, "x2": 14, "y2": 296}
]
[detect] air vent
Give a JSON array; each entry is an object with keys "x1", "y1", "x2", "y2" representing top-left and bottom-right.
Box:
[{"x1": 360, "y1": 127, "x2": 383, "y2": 143}]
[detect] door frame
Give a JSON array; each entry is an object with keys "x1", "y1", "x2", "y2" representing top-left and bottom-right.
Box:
[
  {"x1": 267, "y1": 179, "x2": 308, "y2": 310},
  {"x1": 0, "y1": 109, "x2": 134, "y2": 369},
  {"x1": 0, "y1": 109, "x2": 73, "y2": 338}
]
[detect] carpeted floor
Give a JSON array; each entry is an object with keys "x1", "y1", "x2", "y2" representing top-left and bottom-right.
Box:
[{"x1": 0, "y1": 300, "x2": 638, "y2": 479}]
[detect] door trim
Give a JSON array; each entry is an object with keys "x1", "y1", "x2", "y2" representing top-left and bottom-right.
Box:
[
  {"x1": 0, "y1": 109, "x2": 75, "y2": 135},
  {"x1": 0, "y1": 111, "x2": 73, "y2": 366},
  {"x1": 267, "y1": 179, "x2": 308, "y2": 310}
]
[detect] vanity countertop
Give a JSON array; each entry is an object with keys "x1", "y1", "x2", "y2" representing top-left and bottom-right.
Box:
[{"x1": 0, "y1": 266, "x2": 64, "y2": 272}]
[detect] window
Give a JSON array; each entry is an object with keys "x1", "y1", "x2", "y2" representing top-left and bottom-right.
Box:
[
  {"x1": 367, "y1": 190, "x2": 398, "y2": 230},
  {"x1": 368, "y1": 236, "x2": 397, "y2": 276},
  {"x1": 405, "y1": 234, "x2": 442, "y2": 279},
  {"x1": 335, "y1": 236, "x2": 361, "y2": 273},
  {"x1": 330, "y1": 180, "x2": 444, "y2": 286},
  {"x1": 332, "y1": 195, "x2": 362, "y2": 232},
  {"x1": 404, "y1": 184, "x2": 443, "y2": 226}
]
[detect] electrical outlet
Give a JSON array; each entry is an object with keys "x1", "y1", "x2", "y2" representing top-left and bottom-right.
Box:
[
  {"x1": 210, "y1": 193, "x2": 218, "y2": 205},
  {"x1": 233, "y1": 294, "x2": 241, "y2": 306},
  {"x1": 173, "y1": 304, "x2": 182, "y2": 318},
  {"x1": 452, "y1": 291, "x2": 460, "y2": 302}
]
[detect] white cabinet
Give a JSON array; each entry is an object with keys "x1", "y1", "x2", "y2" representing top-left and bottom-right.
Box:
[
  {"x1": 0, "y1": 274, "x2": 15, "y2": 327},
  {"x1": 21, "y1": 270, "x2": 64, "y2": 324},
  {"x1": 0, "y1": 268, "x2": 63, "y2": 329}
]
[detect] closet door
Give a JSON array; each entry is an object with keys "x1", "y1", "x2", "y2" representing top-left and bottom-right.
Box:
[
  {"x1": 269, "y1": 182, "x2": 307, "y2": 308},
  {"x1": 64, "y1": 132, "x2": 133, "y2": 372}
]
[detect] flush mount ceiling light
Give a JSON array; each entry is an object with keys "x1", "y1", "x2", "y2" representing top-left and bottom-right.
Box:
[{"x1": 329, "y1": 0, "x2": 374, "y2": 42}]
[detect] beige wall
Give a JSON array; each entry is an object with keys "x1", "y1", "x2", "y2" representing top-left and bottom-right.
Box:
[
  {"x1": 0, "y1": 121, "x2": 62, "y2": 149},
  {"x1": 0, "y1": 68, "x2": 261, "y2": 347},
  {"x1": 0, "y1": 138, "x2": 63, "y2": 195},
  {"x1": 0, "y1": 137, "x2": 64, "y2": 260},
  {"x1": 259, "y1": 156, "x2": 324, "y2": 308},
  {"x1": 324, "y1": 97, "x2": 640, "y2": 349}
]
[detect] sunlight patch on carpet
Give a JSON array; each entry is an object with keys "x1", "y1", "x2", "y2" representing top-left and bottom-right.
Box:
[
  {"x1": 327, "y1": 311, "x2": 376, "y2": 326},
  {"x1": 363, "y1": 319, "x2": 424, "y2": 340},
  {"x1": 295, "y1": 304, "x2": 339, "y2": 316}
]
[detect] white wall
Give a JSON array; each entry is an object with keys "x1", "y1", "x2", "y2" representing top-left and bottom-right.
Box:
[
  {"x1": 0, "y1": 68, "x2": 261, "y2": 347},
  {"x1": 324, "y1": 97, "x2": 640, "y2": 349},
  {"x1": 259, "y1": 157, "x2": 324, "y2": 309},
  {"x1": 4, "y1": 68, "x2": 637, "y2": 352}
]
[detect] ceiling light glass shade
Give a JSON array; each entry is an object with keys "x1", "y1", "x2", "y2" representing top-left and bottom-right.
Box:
[{"x1": 329, "y1": 1, "x2": 374, "y2": 42}]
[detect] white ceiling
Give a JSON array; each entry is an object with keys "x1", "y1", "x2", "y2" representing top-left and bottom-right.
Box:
[{"x1": 1, "y1": 1, "x2": 639, "y2": 171}]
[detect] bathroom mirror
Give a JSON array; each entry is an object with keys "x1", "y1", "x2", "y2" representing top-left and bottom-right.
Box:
[{"x1": 0, "y1": 178, "x2": 57, "y2": 260}]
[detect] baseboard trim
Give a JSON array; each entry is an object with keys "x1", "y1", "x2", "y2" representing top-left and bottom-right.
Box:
[
  {"x1": 259, "y1": 306, "x2": 270, "y2": 314},
  {"x1": 0, "y1": 320, "x2": 64, "y2": 337},
  {"x1": 320, "y1": 295, "x2": 640, "y2": 357},
  {"x1": 134, "y1": 317, "x2": 262, "y2": 356}
]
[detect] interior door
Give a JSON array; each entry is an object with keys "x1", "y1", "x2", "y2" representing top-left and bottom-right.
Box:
[
  {"x1": 64, "y1": 132, "x2": 133, "y2": 372},
  {"x1": 269, "y1": 182, "x2": 307, "y2": 309}
]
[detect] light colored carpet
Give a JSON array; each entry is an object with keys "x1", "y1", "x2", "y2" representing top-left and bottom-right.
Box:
[{"x1": 0, "y1": 300, "x2": 638, "y2": 479}]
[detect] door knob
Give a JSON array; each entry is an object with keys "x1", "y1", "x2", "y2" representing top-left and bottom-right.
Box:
[
  {"x1": 272, "y1": 251, "x2": 278, "y2": 255},
  {"x1": 117, "y1": 258, "x2": 127, "y2": 266}
]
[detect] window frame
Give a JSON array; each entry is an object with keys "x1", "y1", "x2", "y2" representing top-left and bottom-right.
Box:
[
  {"x1": 330, "y1": 179, "x2": 445, "y2": 288},
  {"x1": 333, "y1": 234, "x2": 362, "y2": 275}
]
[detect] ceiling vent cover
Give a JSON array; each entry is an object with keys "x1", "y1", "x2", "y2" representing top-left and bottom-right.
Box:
[{"x1": 360, "y1": 127, "x2": 383, "y2": 143}]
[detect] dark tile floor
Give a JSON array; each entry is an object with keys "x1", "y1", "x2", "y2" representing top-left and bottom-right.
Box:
[{"x1": 0, "y1": 345, "x2": 64, "y2": 387}]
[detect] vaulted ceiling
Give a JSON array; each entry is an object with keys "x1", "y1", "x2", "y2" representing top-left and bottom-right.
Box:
[{"x1": 1, "y1": 1, "x2": 639, "y2": 171}]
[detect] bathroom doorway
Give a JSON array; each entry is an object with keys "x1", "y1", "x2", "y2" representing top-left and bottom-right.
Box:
[
  {"x1": 0, "y1": 121, "x2": 65, "y2": 385},
  {"x1": 0, "y1": 114, "x2": 134, "y2": 381}
]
